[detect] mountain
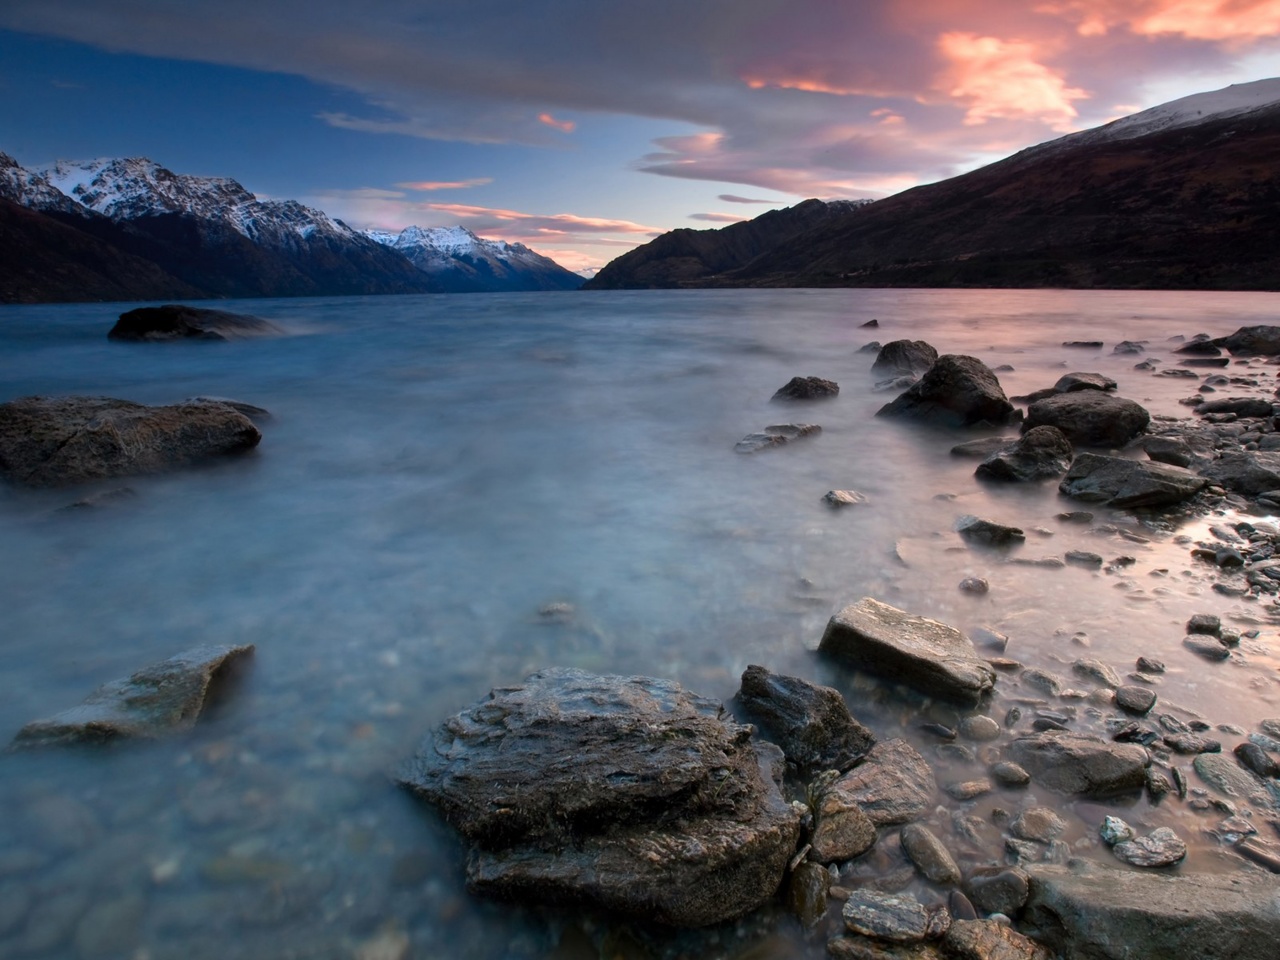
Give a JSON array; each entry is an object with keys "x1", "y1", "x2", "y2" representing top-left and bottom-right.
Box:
[
  {"x1": 583, "y1": 199, "x2": 869, "y2": 289},
  {"x1": 589, "y1": 79, "x2": 1280, "y2": 291},
  {"x1": 0, "y1": 153, "x2": 583, "y2": 302},
  {"x1": 366, "y1": 226, "x2": 584, "y2": 292}
]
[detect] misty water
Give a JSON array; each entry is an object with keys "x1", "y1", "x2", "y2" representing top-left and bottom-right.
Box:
[{"x1": 2, "y1": 288, "x2": 1280, "y2": 959}]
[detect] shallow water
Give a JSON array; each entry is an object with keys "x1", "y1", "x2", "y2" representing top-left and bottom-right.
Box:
[{"x1": 2, "y1": 288, "x2": 1280, "y2": 959}]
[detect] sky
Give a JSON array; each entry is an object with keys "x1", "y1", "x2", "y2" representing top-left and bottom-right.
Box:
[{"x1": 2, "y1": 2, "x2": 1279, "y2": 275}]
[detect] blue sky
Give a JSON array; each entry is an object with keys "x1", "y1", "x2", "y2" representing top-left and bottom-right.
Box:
[{"x1": 2, "y1": 2, "x2": 1279, "y2": 274}]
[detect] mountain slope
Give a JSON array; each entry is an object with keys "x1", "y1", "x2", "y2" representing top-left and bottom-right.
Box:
[{"x1": 367, "y1": 226, "x2": 584, "y2": 292}]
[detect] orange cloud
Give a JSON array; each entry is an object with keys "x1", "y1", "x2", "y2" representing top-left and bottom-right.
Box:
[
  {"x1": 425, "y1": 202, "x2": 660, "y2": 234},
  {"x1": 394, "y1": 178, "x2": 492, "y2": 191},
  {"x1": 937, "y1": 32, "x2": 1088, "y2": 131},
  {"x1": 744, "y1": 76, "x2": 873, "y2": 96},
  {"x1": 537, "y1": 112, "x2": 576, "y2": 133},
  {"x1": 1136, "y1": 0, "x2": 1280, "y2": 40}
]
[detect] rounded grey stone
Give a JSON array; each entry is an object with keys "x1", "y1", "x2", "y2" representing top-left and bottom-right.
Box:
[{"x1": 1112, "y1": 828, "x2": 1187, "y2": 867}]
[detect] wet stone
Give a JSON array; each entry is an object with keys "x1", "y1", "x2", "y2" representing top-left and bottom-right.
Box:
[
  {"x1": 1115, "y1": 686, "x2": 1157, "y2": 715},
  {"x1": 1112, "y1": 828, "x2": 1187, "y2": 867},
  {"x1": 1072, "y1": 659, "x2": 1122, "y2": 689},
  {"x1": 960, "y1": 716, "x2": 1001, "y2": 742},
  {"x1": 1234, "y1": 743, "x2": 1280, "y2": 779},
  {"x1": 966, "y1": 867, "x2": 1030, "y2": 917},
  {"x1": 1100, "y1": 816, "x2": 1135, "y2": 845},
  {"x1": 825, "y1": 489, "x2": 870, "y2": 506},
  {"x1": 959, "y1": 577, "x2": 990, "y2": 595},
  {"x1": 787, "y1": 861, "x2": 831, "y2": 928},
  {"x1": 810, "y1": 787, "x2": 878, "y2": 863},
  {"x1": 1235, "y1": 838, "x2": 1280, "y2": 873},
  {"x1": 943, "y1": 919, "x2": 1054, "y2": 960},
  {"x1": 842, "y1": 890, "x2": 951, "y2": 943},
  {"x1": 832, "y1": 739, "x2": 937, "y2": 826},
  {"x1": 1136, "y1": 657, "x2": 1165, "y2": 674},
  {"x1": 945, "y1": 780, "x2": 993, "y2": 801},
  {"x1": 1010, "y1": 807, "x2": 1066, "y2": 842},
  {"x1": 1006, "y1": 732, "x2": 1149, "y2": 798},
  {"x1": 772, "y1": 376, "x2": 839, "y2": 401},
  {"x1": 1194, "y1": 752, "x2": 1278, "y2": 807},
  {"x1": 901, "y1": 824, "x2": 961, "y2": 886},
  {"x1": 956, "y1": 516, "x2": 1026, "y2": 546},
  {"x1": 1164, "y1": 734, "x2": 1221, "y2": 755},
  {"x1": 991, "y1": 762, "x2": 1031, "y2": 787},
  {"x1": 1183, "y1": 636, "x2": 1230, "y2": 661},
  {"x1": 1065, "y1": 550, "x2": 1104, "y2": 568}
]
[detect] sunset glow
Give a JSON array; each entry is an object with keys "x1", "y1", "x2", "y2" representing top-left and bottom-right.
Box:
[{"x1": 938, "y1": 32, "x2": 1089, "y2": 130}]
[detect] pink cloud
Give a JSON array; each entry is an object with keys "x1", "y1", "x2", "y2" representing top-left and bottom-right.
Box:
[
  {"x1": 423, "y1": 202, "x2": 660, "y2": 234},
  {"x1": 537, "y1": 112, "x2": 576, "y2": 133},
  {"x1": 718, "y1": 194, "x2": 773, "y2": 203},
  {"x1": 395, "y1": 178, "x2": 493, "y2": 190},
  {"x1": 689, "y1": 212, "x2": 748, "y2": 223}
]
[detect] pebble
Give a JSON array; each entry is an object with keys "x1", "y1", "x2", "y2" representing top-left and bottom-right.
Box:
[
  {"x1": 1115, "y1": 685, "x2": 1157, "y2": 715},
  {"x1": 841, "y1": 889, "x2": 950, "y2": 943},
  {"x1": 1100, "y1": 816, "x2": 1134, "y2": 845},
  {"x1": 949, "y1": 890, "x2": 978, "y2": 921},
  {"x1": 1235, "y1": 838, "x2": 1280, "y2": 873},
  {"x1": 1183, "y1": 635, "x2": 1231, "y2": 661},
  {"x1": 1235, "y1": 742, "x2": 1280, "y2": 779},
  {"x1": 946, "y1": 779, "x2": 993, "y2": 801},
  {"x1": 965, "y1": 868, "x2": 1029, "y2": 916},
  {"x1": 900, "y1": 823, "x2": 961, "y2": 886},
  {"x1": 1260, "y1": 719, "x2": 1280, "y2": 740},
  {"x1": 1165, "y1": 734, "x2": 1221, "y2": 755},
  {"x1": 1010, "y1": 807, "x2": 1066, "y2": 842},
  {"x1": 990, "y1": 761, "x2": 1031, "y2": 787},
  {"x1": 1113, "y1": 827, "x2": 1187, "y2": 867},
  {"x1": 960, "y1": 716, "x2": 1001, "y2": 742},
  {"x1": 1065, "y1": 550, "x2": 1104, "y2": 568},
  {"x1": 1023, "y1": 669, "x2": 1064, "y2": 695},
  {"x1": 959, "y1": 577, "x2": 990, "y2": 595},
  {"x1": 1136, "y1": 656, "x2": 1166, "y2": 674}
]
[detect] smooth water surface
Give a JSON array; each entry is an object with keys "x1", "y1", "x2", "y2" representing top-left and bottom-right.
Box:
[{"x1": 2, "y1": 289, "x2": 1280, "y2": 959}]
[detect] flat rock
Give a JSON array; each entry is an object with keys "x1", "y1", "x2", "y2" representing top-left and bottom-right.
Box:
[
  {"x1": 772, "y1": 376, "x2": 838, "y2": 401},
  {"x1": 1183, "y1": 636, "x2": 1230, "y2": 661},
  {"x1": 109, "y1": 304, "x2": 282, "y2": 341},
  {"x1": 398, "y1": 668, "x2": 802, "y2": 927},
  {"x1": 1196, "y1": 397, "x2": 1273, "y2": 418},
  {"x1": 1142, "y1": 436, "x2": 1195, "y2": 467},
  {"x1": 810, "y1": 786, "x2": 878, "y2": 862},
  {"x1": 1022, "y1": 392, "x2": 1150, "y2": 448},
  {"x1": 876, "y1": 355, "x2": 1016, "y2": 428},
  {"x1": 736, "y1": 664, "x2": 874, "y2": 773},
  {"x1": 831, "y1": 738, "x2": 936, "y2": 826},
  {"x1": 975, "y1": 426, "x2": 1073, "y2": 482},
  {"x1": 1054, "y1": 372, "x2": 1116, "y2": 393},
  {"x1": 1112, "y1": 828, "x2": 1186, "y2": 867},
  {"x1": 1058, "y1": 453, "x2": 1205, "y2": 508},
  {"x1": 1024, "y1": 864, "x2": 1280, "y2": 960},
  {"x1": 11, "y1": 644, "x2": 254, "y2": 747},
  {"x1": 734, "y1": 423, "x2": 821, "y2": 453},
  {"x1": 820, "y1": 598, "x2": 997, "y2": 705},
  {"x1": 842, "y1": 890, "x2": 950, "y2": 943},
  {"x1": 1071, "y1": 658, "x2": 1122, "y2": 688},
  {"x1": 872, "y1": 340, "x2": 939, "y2": 378},
  {"x1": 956, "y1": 516, "x2": 1025, "y2": 546},
  {"x1": 0, "y1": 396, "x2": 262, "y2": 487},
  {"x1": 1010, "y1": 807, "x2": 1066, "y2": 842},
  {"x1": 825, "y1": 489, "x2": 870, "y2": 506},
  {"x1": 1112, "y1": 341, "x2": 1145, "y2": 355},
  {"x1": 1193, "y1": 752, "x2": 1278, "y2": 808},
  {"x1": 951, "y1": 437, "x2": 1016, "y2": 459},
  {"x1": 943, "y1": 919, "x2": 1053, "y2": 960},
  {"x1": 1006, "y1": 732, "x2": 1148, "y2": 798},
  {"x1": 1198, "y1": 452, "x2": 1280, "y2": 496},
  {"x1": 990, "y1": 761, "x2": 1031, "y2": 787},
  {"x1": 965, "y1": 867, "x2": 1030, "y2": 917},
  {"x1": 1115, "y1": 686, "x2": 1156, "y2": 715},
  {"x1": 900, "y1": 823, "x2": 961, "y2": 885}
]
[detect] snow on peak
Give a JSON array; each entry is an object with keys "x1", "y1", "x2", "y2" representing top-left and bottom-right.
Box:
[
  {"x1": 364, "y1": 224, "x2": 578, "y2": 286},
  {"x1": 0, "y1": 153, "x2": 86, "y2": 214}
]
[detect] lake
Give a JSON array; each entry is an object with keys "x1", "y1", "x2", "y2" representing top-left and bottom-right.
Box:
[{"x1": 2, "y1": 288, "x2": 1279, "y2": 959}]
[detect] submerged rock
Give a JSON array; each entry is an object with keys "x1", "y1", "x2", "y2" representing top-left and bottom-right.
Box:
[
  {"x1": 1053, "y1": 372, "x2": 1117, "y2": 393},
  {"x1": 825, "y1": 489, "x2": 870, "y2": 507},
  {"x1": 1006, "y1": 732, "x2": 1148, "y2": 798},
  {"x1": 787, "y1": 861, "x2": 831, "y2": 928},
  {"x1": 876, "y1": 355, "x2": 1016, "y2": 428},
  {"x1": 951, "y1": 437, "x2": 1016, "y2": 459},
  {"x1": 975, "y1": 426, "x2": 1073, "y2": 482},
  {"x1": 397, "y1": 668, "x2": 801, "y2": 928},
  {"x1": 736, "y1": 664, "x2": 875, "y2": 773},
  {"x1": 109, "y1": 304, "x2": 282, "y2": 341},
  {"x1": 842, "y1": 890, "x2": 950, "y2": 943},
  {"x1": 1198, "y1": 452, "x2": 1280, "y2": 496},
  {"x1": 1212, "y1": 325, "x2": 1280, "y2": 356},
  {"x1": 772, "y1": 376, "x2": 839, "y2": 401},
  {"x1": 734, "y1": 423, "x2": 821, "y2": 453},
  {"x1": 0, "y1": 396, "x2": 261, "y2": 487},
  {"x1": 900, "y1": 824, "x2": 960, "y2": 885},
  {"x1": 944, "y1": 920, "x2": 1053, "y2": 960},
  {"x1": 1058, "y1": 453, "x2": 1205, "y2": 508},
  {"x1": 11, "y1": 644, "x2": 254, "y2": 747},
  {"x1": 1022, "y1": 392, "x2": 1150, "y2": 447},
  {"x1": 956, "y1": 515, "x2": 1026, "y2": 545},
  {"x1": 872, "y1": 340, "x2": 939, "y2": 378},
  {"x1": 1112, "y1": 828, "x2": 1186, "y2": 867},
  {"x1": 820, "y1": 598, "x2": 997, "y2": 705}
]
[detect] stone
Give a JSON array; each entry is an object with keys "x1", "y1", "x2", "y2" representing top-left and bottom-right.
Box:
[
  {"x1": 810, "y1": 788, "x2": 878, "y2": 862},
  {"x1": 1024, "y1": 864, "x2": 1280, "y2": 960},
  {"x1": 956, "y1": 516, "x2": 1025, "y2": 546},
  {"x1": 734, "y1": 422, "x2": 822, "y2": 453},
  {"x1": 736, "y1": 665, "x2": 875, "y2": 773},
  {"x1": 1065, "y1": 550, "x2": 1104, "y2": 568},
  {"x1": 946, "y1": 780, "x2": 993, "y2": 801},
  {"x1": 831, "y1": 738, "x2": 936, "y2": 826},
  {"x1": 975, "y1": 426, "x2": 1073, "y2": 482},
  {"x1": 966, "y1": 868, "x2": 1030, "y2": 918},
  {"x1": 1196, "y1": 397, "x2": 1274, "y2": 418},
  {"x1": 990, "y1": 762, "x2": 1031, "y2": 787},
  {"x1": 951, "y1": 437, "x2": 1016, "y2": 459},
  {"x1": 1143, "y1": 436, "x2": 1195, "y2": 467},
  {"x1": 960, "y1": 716, "x2": 1001, "y2": 742},
  {"x1": 73, "y1": 895, "x2": 146, "y2": 958},
  {"x1": 1234, "y1": 742, "x2": 1280, "y2": 779},
  {"x1": 1100, "y1": 816, "x2": 1134, "y2": 845},
  {"x1": 12, "y1": 644, "x2": 254, "y2": 747},
  {"x1": 900, "y1": 823, "x2": 961, "y2": 885},
  {"x1": 1194, "y1": 752, "x2": 1278, "y2": 807},
  {"x1": 1163, "y1": 733, "x2": 1220, "y2": 755},
  {"x1": 820, "y1": 598, "x2": 997, "y2": 706},
  {"x1": 949, "y1": 891, "x2": 978, "y2": 922},
  {"x1": 1058, "y1": 453, "x2": 1206, "y2": 508},
  {"x1": 1212, "y1": 325, "x2": 1280, "y2": 356},
  {"x1": 1010, "y1": 807, "x2": 1066, "y2": 843},
  {"x1": 827, "y1": 939, "x2": 942, "y2": 959},
  {"x1": 943, "y1": 919, "x2": 1053, "y2": 960},
  {"x1": 1113, "y1": 827, "x2": 1186, "y2": 867},
  {"x1": 1063, "y1": 341, "x2": 1104, "y2": 348},
  {"x1": 1115, "y1": 686, "x2": 1156, "y2": 716},
  {"x1": 0, "y1": 395, "x2": 262, "y2": 487},
  {"x1": 772, "y1": 376, "x2": 839, "y2": 401},
  {"x1": 109, "y1": 304, "x2": 282, "y2": 341},
  {"x1": 1022, "y1": 392, "x2": 1150, "y2": 447},
  {"x1": 873, "y1": 340, "x2": 939, "y2": 378},
  {"x1": 1199, "y1": 452, "x2": 1280, "y2": 496},
  {"x1": 842, "y1": 890, "x2": 950, "y2": 943},
  {"x1": 1006, "y1": 733, "x2": 1148, "y2": 798},
  {"x1": 398, "y1": 668, "x2": 802, "y2": 927},
  {"x1": 1183, "y1": 636, "x2": 1230, "y2": 661},
  {"x1": 825, "y1": 489, "x2": 870, "y2": 506},
  {"x1": 1175, "y1": 339, "x2": 1222, "y2": 356},
  {"x1": 959, "y1": 577, "x2": 990, "y2": 595},
  {"x1": 876, "y1": 355, "x2": 1017, "y2": 428},
  {"x1": 1187, "y1": 613, "x2": 1221, "y2": 635},
  {"x1": 1054, "y1": 372, "x2": 1117, "y2": 393},
  {"x1": 786, "y1": 861, "x2": 831, "y2": 927},
  {"x1": 1112, "y1": 341, "x2": 1145, "y2": 355},
  {"x1": 1071, "y1": 659, "x2": 1122, "y2": 688},
  {"x1": 1235, "y1": 838, "x2": 1280, "y2": 873},
  {"x1": 1136, "y1": 657, "x2": 1165, "y2": 673}
]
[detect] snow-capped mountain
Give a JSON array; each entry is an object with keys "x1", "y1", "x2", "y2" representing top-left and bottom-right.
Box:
[
  {"x1": 0, "y1": 151, "x2": 91, "y2": 216},
  {"x1": 366, "y1": 225, "x2": 584, "y2": 292}
]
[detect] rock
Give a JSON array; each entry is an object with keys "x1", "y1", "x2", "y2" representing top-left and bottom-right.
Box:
[
  {"x1": 1024, "y1": 864, "x2": 1280, "y2": 960},
  {"x1": 1164, "y1": 733, "x2": 1221, "y2": 755},
  {"x1": 1113, "y1": 341, "x2": 1145, "y2": 355},
  {"x1": 1183, "y1": 636, "x2": 1230, "y2": 661},
  {"x1": 1065, "y1": 550, "x2": 1104, "y2": 568},
  {"x1": 825, "y1": 489, "x2": 870, "y2": 506},
  {"x1": 1194, "y1": 752, "x2": 1278, "y2": 807},
  {"x1": 956, "y1": 516, "x2": 1025, "y2": 546},
  {"x1": 74, "y1": 895, "x2": 146, "y2": 958},
  {"x1": 952, "y1": 437, "x2": 1016, "y2": 459},
  {"x1": 398, "y1": 668, "x2": 802, "y2": 927},
  {"x1": 966, "y1": 867, "x2": 1030, "y2": 917},
  {"x1": 11, "y1": 644, "x2": 254, "y2": 747},
  {"x1": 876, "y1": 355, "x2": 1017, "y2": 428},
  {"x1": 1234, "y1": 743, "x2": 1280, "y2": 779},
  {"x1": 183, "y1": 396, "x2": 272, "y2": 421},
  {"x1": 787, "y1": 861, "x2": 831, "y2": 927},
  {"x1": 861, "y1": 318, "x2": 880, "y2": 328},
  {"x1": 1196, "y1": 397, "x2": 1274, "y2": 418},
  {"x1": 1175, "y1": 339, "x2": 1222, "y2": 356},
  {"x1": 991, "y1": 762, "x2": 1031, "y2": 787},
  {"x1": 975, "y1": 426, "x2": 1073, "y2": 482},
  {"x1": 819, "y1": 598, "x2": 997, "y2": 706},
  {"x1": 1136, "y1": 657, "x2": 1165, "y2": 674},
  {"x1": 0, "y1": 395, "x2": 262, "y2": 487},
  {"x1": 736, "y1": 664, "x2": 875, "y2": 774},
  {"x1": 1058, "y1": 453, "x2": 1205, "y2": 508},
  {"x1": 949, "y1": 891, "x2": 978, "y2": 922},
  {"x1": 1100, "y1": 816, "x2": 1135, "y2": 845},
  {"x1": 858, "y1": 341, "x2": 883, "y2": 354},
  {"x1": 827, "y1": 939, "x2": 942, "y2": 959},
  {"x1": 1115, "y1": 686, "x2": 1157, "y2": 716},
  {"x1": 1142, "y1": 436, "x2": 1195, "y2": 467},
  {"x1": 959, "y1": 577, "x2": 990, "y2": 595},
  {"x1": 1072, "y1": 659, "x2": 1122, "y2": 688},
  {"x1": 943, "y1": 919, "x2": 1053, "y2": 960},
  {"x1": 1063, "y1": 341, "x2": 1103, "y2": 348},
  {"x1": 109, "y1": 304, "x2": 282, "y2": 341},
  {"x1": 1198, "y1": 452, "x2": 1280, "y2": 496},
  {"x1": 946, "y1": 779, "x2": 993, "y2": 801},
  {"x1": 1022, "y1": 392, "x2": 1150, "y2": 447},
  {"x1": 1113, "y1": 828, "x2": 1186, "y2": 867},
  {"x1": 1187, "y1": 613, "x2": 1221, "y2": 635},
  {"x1": 873, "y1": 340, "x2": 939, "y2": 378},
  {"x1": 1235, "y1": 838, "x2": 1280, "y2": 873},
  {"x1": 772, "y1": 376, "x2": 839, "y2": 401},
  {"x1": 1006, "y1": 733, "x2": 1148, "y2": 798},
  {"x1": 960, "y1": 716, "x2": 1001, "y2": 742},
  {"x1": 1054, "y1": 372, "x2": 1117, "y2": 393},
  {"x1": 810, "y1": 787, "x2": 878, "y2": 862},
  {"x1": 1212, "y1": 325, "x2": 1280, "y2": 356},
  {"x1": 734, "y1": 422, "x2": 822, "y2": 453},
  {"x1": 842, "y1": 890, "x2": 950, "y2": 943},
  {"x1": 1011, "y1": 807, "x2": 1067, "y2": 843},
  {"x1": 900, "y1": 824, "x2": 961, "y2": 885},
  {"x1": 830, "y1": 738, "x2": 936, "y2": 826}
]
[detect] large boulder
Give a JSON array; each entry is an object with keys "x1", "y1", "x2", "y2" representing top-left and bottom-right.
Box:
[
  {"x1": 735, "y1": 665, "x2": 875, "y2": 774},
  {"x1": 876, "y1": 355, "x2": 1016, "y2": 429},
  {"x1": 820, "y1": 598, "x2": 996, "y2": 706},
  {"x1": 872, "y1": 340, "x2": 938, "y2": 378},
  {"x1": 1212, "y1": 325, "x2": 1280, "y2": 356},
  {"x1": 11, "y1": 644, "x2": 254, "y2": 747},
  {"x1": 1022, "y1": 392, "x2": 1150, "y2": 447},
  {"x1": 1023, "y1": 864, "x2": 1280, "y2": 960},
  {"x1": 1199, "y1": 452, "x2": 1280, "y2": 496},
  {"x1": 1058, "y1": 453, "x2": 1207, "y2": 508},
  {"x1": 1006, "y1": 732, "x2": 1148, "y2": 798},
  {"x1": 975, "y1": 426, "x2": 1073, "y2": 482},
  {"x1": 109, "y1": 304, "x2": 282, "y2": 341},
  {"x1": 0, "y1": 396, "x2": 261, "y2": 487},
  {"x1": 397, "y1": 668, "x2": 802, "y2": 928}
]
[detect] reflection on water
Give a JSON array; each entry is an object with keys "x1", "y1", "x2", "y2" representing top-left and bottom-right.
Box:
[{"x1": 2, "y1": 289, "x2": 1280, "y2": 958}]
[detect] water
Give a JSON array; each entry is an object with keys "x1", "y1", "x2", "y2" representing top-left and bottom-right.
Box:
[{"x1": 2, "y1": 289, "x2": 1280, "y2": 959}]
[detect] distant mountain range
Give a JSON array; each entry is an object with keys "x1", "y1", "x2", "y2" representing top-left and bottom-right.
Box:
[
  {"x1": 585, "y1": 78, "x2": 1280, "y2": 291},
  {"x1": 0, "y1": 154, "x2": 583, "y2": 303}
]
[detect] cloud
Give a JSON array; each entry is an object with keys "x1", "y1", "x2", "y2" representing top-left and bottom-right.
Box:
[
  {"x1": 718, "y1": 194, "x2": 773, "y2": 203},
  {"x1": 423, "y1": 203, "x2": 661, "y2": 235},
  {"x1": 395, "y1": 178, "x2": 493, "y2": 191},
  {"x1": 313, "y1": 187, "x2": 406, "y2": 199},
  {"x1": 537, "y1": 112, "x2": 575, "y2": 133},
  {"x1": 689, "y1": 212, "x2": 747, "y2": 222},
  {"x1": 937, "y1": 33, "x2": 1090, "y2": 131}
]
